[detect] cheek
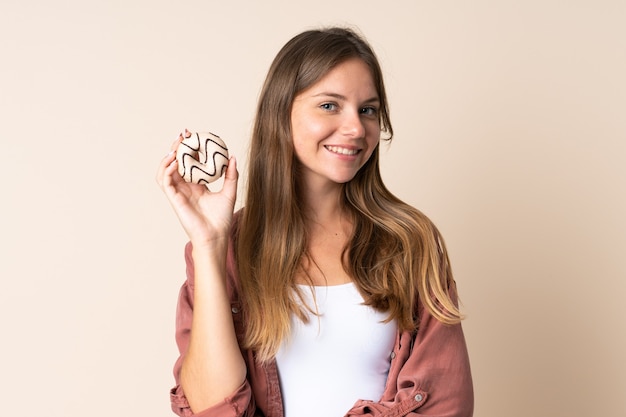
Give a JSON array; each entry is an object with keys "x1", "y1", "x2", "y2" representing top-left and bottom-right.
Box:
[
  {"x1": 292, "y1": 116, "x2": 332, "y2": 147},
  {"x1": 364, "y1": 141, "x2": 379, "y2": 161},
  {"x1": 365, "y1": 124, "x2": 381, "y2": 148},
  {"x1": 305, "y1": 117, "x2": 331, "y2": 137},
  {"x1": 366, "y1": 118, "x2": 381, "y2": 135}
]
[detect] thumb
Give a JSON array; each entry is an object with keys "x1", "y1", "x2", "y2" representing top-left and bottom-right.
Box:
[{"x1": 221, "y1": 156, "x2": 239, "y2": 201}]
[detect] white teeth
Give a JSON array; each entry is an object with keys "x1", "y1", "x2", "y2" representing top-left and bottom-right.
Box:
[{"x1": 325, "y1": 146, "x2": 359, "y2": 156}]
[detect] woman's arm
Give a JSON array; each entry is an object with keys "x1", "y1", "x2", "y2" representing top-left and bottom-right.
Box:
[
  {"x1": 157, "y1": 132, "x2": 248, "y2": 415},
  {"x1": 170, "y1": 242, "x2": 255, "y2": 416},
  {"x1": 180, "y1": 242, "x2": 247, "y2": 412}
]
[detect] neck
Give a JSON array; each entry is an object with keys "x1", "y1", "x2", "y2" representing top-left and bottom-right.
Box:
[
  {"x1": 302, "y1": 183, "x2": 344, "y2": 223},
  {"x1": 298, "y1": 184, "x2": 353, "y2": 286},
  {"x1": 302, "y1": 192, "x2": 353, "y2": 243}
]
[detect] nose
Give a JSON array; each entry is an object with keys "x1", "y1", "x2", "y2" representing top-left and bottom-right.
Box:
[{"x1": 340, "y1": 110, "x2": 366, "y2": 138}]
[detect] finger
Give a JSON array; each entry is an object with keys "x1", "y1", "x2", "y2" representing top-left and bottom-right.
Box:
[
  {"x1": 221, "y1": 156, "x2": 239, "y2": 201},
  {"x1": 163, "y1": 149, "x2": 176, "y2": 162},
  {"x1": 170, "y1": 133, "x2": 184, "y2": 151},
  {"x1": 159, "y1": 157, "x2": 183, "y2": 192},
  {"x1": 156, "y1": 147, "x2": 178, "y2": 184},
  {"x1": 158, "y1": 131, "x2": 185, "y2": 185},
  {"x1": 156, "y1": 152, "x2": 172, "y2": 186}
]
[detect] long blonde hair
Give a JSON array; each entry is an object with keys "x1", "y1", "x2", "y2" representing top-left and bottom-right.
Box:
[{"x1": 237, "y1": 27, "x2": 462, "y2": 363}]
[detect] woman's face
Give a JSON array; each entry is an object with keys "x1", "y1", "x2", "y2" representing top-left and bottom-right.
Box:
[{"x1": 290, "y1": 58, "x2": 380, "y2": 190}]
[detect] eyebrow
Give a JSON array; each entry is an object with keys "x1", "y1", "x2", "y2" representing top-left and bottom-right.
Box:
[{"x1": 312, "y1": 92, "x2": 380, "y2": 103}]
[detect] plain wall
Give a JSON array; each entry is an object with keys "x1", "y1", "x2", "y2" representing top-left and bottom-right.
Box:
[{"x1": 1, "y1": 1, "x2": 624, "y2": 416}]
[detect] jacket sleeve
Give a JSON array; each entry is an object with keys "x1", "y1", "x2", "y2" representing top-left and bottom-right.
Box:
[
  {"x1": 169, "y1": 242, "x2": 257, "y2": 417},
  {"x1": 346, "y1": 288, "x2": 474, "y2": 417}
]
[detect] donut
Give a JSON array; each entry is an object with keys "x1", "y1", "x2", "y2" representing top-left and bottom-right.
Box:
[{"x1": 176, "y1": 131, "x2": 229, "y2": 185}]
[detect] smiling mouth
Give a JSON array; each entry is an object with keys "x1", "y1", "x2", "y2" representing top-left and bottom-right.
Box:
[{"x1": 325, "y1": 145, "x2": 360, "y2": 156}]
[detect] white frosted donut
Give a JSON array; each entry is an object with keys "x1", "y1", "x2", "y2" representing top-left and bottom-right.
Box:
[{"x1": 176, "y1": 131, "x2": 229, "y2": 185}]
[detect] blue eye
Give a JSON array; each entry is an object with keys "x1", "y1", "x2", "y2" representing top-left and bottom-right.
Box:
[
  {"x1": 360, "y1": 106, "x2": 378, "y2": 116},
  {"x1": 320, "y1": 103, "x2": 338, "y2": 111}
]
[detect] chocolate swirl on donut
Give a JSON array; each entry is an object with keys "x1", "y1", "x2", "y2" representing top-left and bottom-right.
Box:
[{"x1": 176, "y1": 131, "x2": 229, "y2": 185}]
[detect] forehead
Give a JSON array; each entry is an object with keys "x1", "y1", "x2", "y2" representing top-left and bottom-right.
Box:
[{"x1": 299, "y1": 58, "x2": 378, "y2": 99}]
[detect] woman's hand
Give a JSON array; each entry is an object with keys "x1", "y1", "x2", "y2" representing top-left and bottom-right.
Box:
[{"x1": 156, "y1": 130, "x2": 238, "y2": 248}]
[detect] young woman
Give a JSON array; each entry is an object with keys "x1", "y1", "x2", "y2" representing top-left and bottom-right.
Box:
[{"x1": 157, "y1": 27, "x2": 473, "y2": 417}]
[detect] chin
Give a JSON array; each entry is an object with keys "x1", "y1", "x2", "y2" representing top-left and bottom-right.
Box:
[{"x1": 332, "y1": 173, "x2": 359, "y2": 184}]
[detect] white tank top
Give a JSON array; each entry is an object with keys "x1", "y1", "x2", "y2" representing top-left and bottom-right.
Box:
[{"x1": 275, "y1": 282, "x2": 397, "y2": 417}]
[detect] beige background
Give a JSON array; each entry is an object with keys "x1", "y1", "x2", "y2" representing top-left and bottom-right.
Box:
[{"x1": 1, "y1": 1, "x2": 624, "y2": 416}]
